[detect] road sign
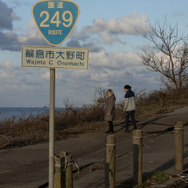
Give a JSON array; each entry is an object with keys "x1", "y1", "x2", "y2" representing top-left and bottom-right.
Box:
[
  {"x1": 30, "y1": 1, "x2": 83, "y2": 188},
  {"x1": 22, "y1": 45, "x2": 89, "y2": 69},
  {"x1": 32, "y1": 0, "x2": 80, "y2": 46}
]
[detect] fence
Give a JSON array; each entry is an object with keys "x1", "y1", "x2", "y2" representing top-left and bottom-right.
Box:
[{"x1": 53, "y1": 121, "x2": 185, "y2": 188}]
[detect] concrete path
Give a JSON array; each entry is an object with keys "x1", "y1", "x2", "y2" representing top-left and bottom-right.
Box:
[{"x1": 0, "y1": 106, "x2": 188, "y2": 188}]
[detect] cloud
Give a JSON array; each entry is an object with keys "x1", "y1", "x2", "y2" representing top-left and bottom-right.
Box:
[
  {"x1": 0, "y1": 19, "x2": 47, "y2": 51},
  {"x1": 100, "y1": 31, "x2": 125, "y2": 44},
  {"x1": 69, "y1": 28, "x2": 90, "y2": 42},
  {"x1": 0, "y1": 0, "x2": 19, "y2": 30},
  {"x1": 0, "y1": 60, "x2": 14, "y2": 71},
  {"x1": 0, "y1": 31, "x2": 20, "y2": 51},
  {"x1": 82, "y1": 12, "x2": 151, "y2": 44},
  {"x1": 11, "y1": 0, "x2": 30, "y2": 7},
  {"x1": 66, "y1": 39, "x2": 81, "y2": 48},
  {"x1": 66, "y1": 28, "x2": 103, "y2": 52},
  {"x1": 66, "y1": 40, "x2": 103, "y2": 52},
  {"x1": 173, "y1": 12, "x2": 186, "y2": 17},
  {"x1": 77, "y1": 12, "x2": 151, "y2": 44},
  {"x1": 90, "y1": 50, "x2": 143, "y2": 69},
  {"x1": 66, "y1": 13, "x2": 150, "y2": 47},
  {"x1": 0, "y1": 0, "x2": 48, "y2": 51},
  {"x1": 0, "y1": 60, "x2": 52, "y2": 106},
  {"x1": 18, "y1": 20, "x2": 47, "y2": 46},
  {"x1": 0, "y1": 1, "x2": 21, "y2": 50}
]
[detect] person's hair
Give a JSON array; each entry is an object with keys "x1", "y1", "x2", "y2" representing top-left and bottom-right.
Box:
[
  {"x1": 107, "y1": 89, "x2": 113, "y2": 93},
  {"x1": 124, "y1": 85, "x2": 131, "y2": 90}
]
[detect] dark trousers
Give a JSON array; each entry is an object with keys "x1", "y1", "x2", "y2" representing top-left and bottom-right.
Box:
[
  {"x1": 108, "y1": 121, "x2": 114, "y2": 132},
  {"x1": 125, "y1": 110, "x2": 136, "y2": 130}
]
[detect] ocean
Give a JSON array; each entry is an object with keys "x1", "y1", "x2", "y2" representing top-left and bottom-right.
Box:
[{"x1": 0, "y1": 107, "x2": 65, "y2": 122}]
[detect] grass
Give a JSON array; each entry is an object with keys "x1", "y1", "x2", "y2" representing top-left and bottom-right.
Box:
[
  {"x1": 133, "y1": 172, "x2": 188, "y2": 188},
  {"x1": 118, "y1": 172, "x2": 174, "y2": 188},
  {"x1": 149, "y1": 172, "x2": 171, "y2": 184}
]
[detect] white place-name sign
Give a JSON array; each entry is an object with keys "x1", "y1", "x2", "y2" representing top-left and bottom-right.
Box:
[{"x1": 21, "y1": 45, "x2": 89, "y2": 69}]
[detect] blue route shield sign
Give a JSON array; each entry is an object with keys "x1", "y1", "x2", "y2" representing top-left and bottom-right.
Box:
[{"x1": 32, "y1": 0, "x2": 80, "y2": 46}]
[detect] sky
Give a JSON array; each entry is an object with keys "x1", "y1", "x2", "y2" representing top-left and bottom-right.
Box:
[{"x1": 0, "y1": 0, "x2": 188, "y2": 107}]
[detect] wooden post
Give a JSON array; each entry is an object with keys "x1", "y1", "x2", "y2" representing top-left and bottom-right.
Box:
[
  {"x1": 105, "y1": 135, "x2": 116, "y2": 188},
  {"x1": 63, "y1": 152, "x2": 73, "y2": 188},
  {"x1": 54, "y1": 154, "x2": 62, "y2": 188},
  {"x1": 175, "y1": 122, "x2": 184, "y2": 171},
  {"x1": 133, "y1": 129, "x2": 143, "y2": 185},
  {"x1": 54, "y1": 152, "x2": 73, "y2": 188}
]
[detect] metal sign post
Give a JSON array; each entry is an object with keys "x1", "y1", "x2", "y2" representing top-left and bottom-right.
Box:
[
  {"x1": 49, "y1": 68, "x2": 55, "y2": 188},
  {"x1": 23, "y1": 1, "x2": 86, "y2": 188}
]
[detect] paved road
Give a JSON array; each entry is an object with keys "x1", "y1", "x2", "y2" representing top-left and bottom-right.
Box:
[{"x1": 0, "y1": 106, "x2": 188, "y2": 188}]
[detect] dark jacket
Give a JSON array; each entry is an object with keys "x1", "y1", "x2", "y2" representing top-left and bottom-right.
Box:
[
  {"x1": 98, "y1": 94, "x2": 116, "y2": 121},
  {"x1": 123, "y1": 90, "x2": 136, "y2": 112}
]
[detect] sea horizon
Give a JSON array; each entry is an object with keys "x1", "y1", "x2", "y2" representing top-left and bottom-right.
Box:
[{"x1": 0, "y1": 107, "x2": 65, "y2": 122}]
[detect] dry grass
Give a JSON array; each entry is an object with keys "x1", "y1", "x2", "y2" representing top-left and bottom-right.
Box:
[
  {"x1": 134, "y1": 86, "x2": 188, "y2": 122},
  {"x1": 0, "y1": 103, "x2": 106, "y2": 149}
]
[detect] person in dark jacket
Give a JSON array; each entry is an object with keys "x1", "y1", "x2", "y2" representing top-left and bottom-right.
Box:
[
  {"x1": 123, "y1": 85, "x2": 136, "y2": 131},
  {"x1": 93, "y1": 89, "x2": 116, "y2": 133}
]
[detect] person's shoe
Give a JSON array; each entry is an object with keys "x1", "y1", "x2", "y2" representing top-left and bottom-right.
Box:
[
  {"x1": 133, "y1": 126, "x2": 137, "y2": 130},
  {"x1": 105, "y1": 130, "x2": 110, "y2": 134},
  {"x1": 125, "y1": 125, "x2": 129, "y2": 132}
]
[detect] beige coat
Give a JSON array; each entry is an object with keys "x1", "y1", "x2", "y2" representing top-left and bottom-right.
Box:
[{"x1": 98, "y1": 94, "x2": 116, "y2": 121}]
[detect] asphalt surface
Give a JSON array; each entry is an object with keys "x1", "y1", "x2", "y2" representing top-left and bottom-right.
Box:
[{"x1": 0, "y1": 106, "x2": 188, "y2": 188}]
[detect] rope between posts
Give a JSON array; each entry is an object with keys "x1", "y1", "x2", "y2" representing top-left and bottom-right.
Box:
[
  {"x1": 143, "y1": 133, "x2": 160, "y2": 139},
  {"x1": 184, "y1": 126, "x2": 188, "y2": 129},
  {"x1": 76, "y1": 139, "x2": 132, "y2": 162},
  {"x1": 117, "y1": 138, "x2": 133, "y2": 145},
  {"x1": 106, "y1": 144, "x2": 116, "y2": 147},
  {"x1": 133, "y1": 136, "x2": 143, "y2": 139},
  {"x1": 77, "y1": 148, "x2": 106, "y2": 162},
  {"x1": 76, "y1": 131, "x2": 167, "y2": 162},
  {"x1": 59, "y1": 125, "x2": 187, "y2": 165},
  {"x1": 75, "y1": 132, "x2": 160, "y2": 163}
]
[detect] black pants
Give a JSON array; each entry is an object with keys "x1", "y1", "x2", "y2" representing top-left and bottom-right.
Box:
[
  {"x1": 125, "y1": 110, "x2": 136, "y2": 130},
  {"x1": 108, "y1": 121, "x2": 114, "y2": 133}
]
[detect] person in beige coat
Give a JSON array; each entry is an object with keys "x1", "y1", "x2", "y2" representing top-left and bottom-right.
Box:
[{"x1": 93, "y1": 89, "x2": 116, "y2": 133}]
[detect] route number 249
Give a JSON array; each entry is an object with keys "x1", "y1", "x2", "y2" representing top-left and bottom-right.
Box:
[{"x1": 40, "y1": 11, "x2": 73, "y2": 28}]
